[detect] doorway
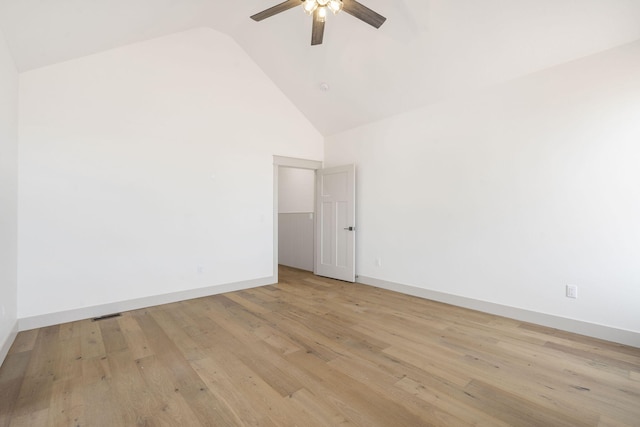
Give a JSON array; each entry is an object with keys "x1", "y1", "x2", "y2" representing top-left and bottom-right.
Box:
[
  {"x1": 273, "y1": 156, "x2": 322, "y2": 283},
  {"x1": 273, "y1": 156, "x2": 356, "y2": 283}
]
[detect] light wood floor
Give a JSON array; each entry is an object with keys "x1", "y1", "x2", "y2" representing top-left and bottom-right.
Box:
[{"x1": 1, "y1": 266, "x2": 639, "y2": 426}]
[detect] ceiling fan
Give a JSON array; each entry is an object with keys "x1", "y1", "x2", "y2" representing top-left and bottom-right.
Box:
[{"x1": 251, "y1": 0, "x2": 386, "y2": 46}]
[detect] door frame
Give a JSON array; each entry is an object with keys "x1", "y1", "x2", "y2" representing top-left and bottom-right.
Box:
[{"x1": 273, "y1": 156, "x2": 322, "y2": 283}]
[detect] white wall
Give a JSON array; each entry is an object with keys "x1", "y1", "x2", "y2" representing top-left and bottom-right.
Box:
[
  {"x1": 325, "y1": 40, "x2": 640, "y2": 345},
  {"x1": 278, "y1": 213, "x2": 314, "y2": 272},
  {"x1": 278, "y1": 167, "x2": 315, "y2": 213},
  {"x1": 0, "y1": 29, "x2": 19, "y2": 360},
  {"x1": 18, "y1": 28, "x2": 323, "y2": 322}
]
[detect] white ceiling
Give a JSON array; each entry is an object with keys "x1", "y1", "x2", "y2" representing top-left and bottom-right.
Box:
[{"x1": 1, "y1": 0, "x2": 640, "y2": 135}]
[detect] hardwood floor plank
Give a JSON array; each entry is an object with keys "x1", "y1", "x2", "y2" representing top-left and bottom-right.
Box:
[
  {"x1": 116, "y1": 314, "x2": 154, "y2": 361},
  {"x1": 223, "y1": 292, "x2": 273, "y2": 315},
  {"x1": 8, "y1": 408, "x2": 48, "y2": 427},
  {"x1": 252, "y1": 324, "x2": 303, "y2": 356},
  {"x1": 264, "y1": 312, "x2": 348, "y2": 362},
  {"x1": 7, "y1": 330, "x2": 38, "y2": 355},
  {"x1": 232, "y1": 348, "x2": 304, "y2": 397},
  {"x1": 11, "y1": 326, "x2": 60, "y2": 418},
  {"x1": 46, "y1": 378, "x2": 83, "y2": 427},
  {"x1": 79, "y1": 321, "x2": 106, "y2": 361},
  {"x1": 132, "y1": 310, "x2": 240, "y2": 426},
  {"x1": 544, "y1": 340, "x2": 640, "y2": 372},
  {"x1": 148, "y1": 308, "x2": 209, "y2": 362},
  {"x1": 97, "y1": 317, "x2": 128, "y2": 355},
  {"x1": 80, "y1": 362, "x2": 120, "y2": 427},
  {"x1": 106, "y1": 348, "x2": 158, "y2": 425},
  {"x1": 463, "y1": 378, "x2": 594, "y2": 427},
  {"x1": 0, "y1": 351, "x2": 32, "y2": 427},
  {"x1": 191, "y1": 355, "x2": 272, "y2": 427},
  {"x1": 51, "y1": 336, "x2": 82, "y2": 385},
  {"x1": 287, "y1": 388, "x2": 354, "y2": 426},
  {"x1": 328, "y1": 355, "x2": 473, "y2": 427},
  {"x1": 383, "y1": 345, "x2": 473, "y2": 388},
  {"x1": 284, "y1": 350, "x2": 431, "y2": 427},
  {"x1": 394, "y1": 376, "x2": 511, "y2": 427},
  {"x1": 134, "y1": 355, "x2": 207, "y2": 426},
  {"x1": 200, "y1": 296, "x2": 265, "y2": 345}
]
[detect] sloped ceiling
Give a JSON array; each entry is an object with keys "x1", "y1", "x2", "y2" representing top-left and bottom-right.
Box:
[{"x1": 1, "y1": 0, "x2": 640, "y2": 135}]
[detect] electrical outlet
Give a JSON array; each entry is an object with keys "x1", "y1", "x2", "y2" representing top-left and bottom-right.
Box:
[
  {"x1": 197, "y1": 265, "x2": 204, "y2": 275},
  {"x1": 375, "y1": 258, "x2": 382, "y2": 267},
  {"x1": 566, "y1": 284, "x2": 578, "y2": 299}
]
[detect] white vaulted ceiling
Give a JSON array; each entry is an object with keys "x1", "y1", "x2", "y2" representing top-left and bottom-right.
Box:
[{"x1": 1, "y1": 0, "x2": 640, "y2": 135}]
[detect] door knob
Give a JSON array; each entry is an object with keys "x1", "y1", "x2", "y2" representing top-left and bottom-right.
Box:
[{"x1": 344, "y1": 226, "x2": 355, "y2": 231}]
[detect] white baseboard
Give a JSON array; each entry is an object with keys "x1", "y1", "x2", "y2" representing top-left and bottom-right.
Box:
[
  {"x1": 357, "y1": 275, "x2": 640, "y2": 348},
  {"x1": 19, "y1": 276, "x2": 276, "y2": 332},
  {"x1": 0, "y1": 320, "x2": 19, "y2": 366}
]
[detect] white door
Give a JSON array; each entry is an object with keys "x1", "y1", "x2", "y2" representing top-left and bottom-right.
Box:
[{"x1": 315, "y1": 164, "x2": 356, "y2": 282}]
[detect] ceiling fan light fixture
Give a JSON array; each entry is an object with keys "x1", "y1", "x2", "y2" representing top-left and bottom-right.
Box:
[
  {"x1": 317, "y1": 0, "x2": 330, "y2": 6},
  {"x1": 318, "y1": 6, "x2": 327, "y2": 21},
  {"x1": 328, "y1": 0, "x2": 343, "y2": 14},
  {"x1": 303, "y1": 0, "x2": 318, "y2": 15}
]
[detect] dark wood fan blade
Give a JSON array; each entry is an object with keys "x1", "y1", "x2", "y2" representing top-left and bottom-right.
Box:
[
  {"x1": 251, "y1": 0, "x2": 303, "y2": 22},
  {"x1": 342, "y1": 0, "x2": 386, "y2": 28},
  {"x1": 311, "y1": 9, "x2": 325, "y2": 45}
]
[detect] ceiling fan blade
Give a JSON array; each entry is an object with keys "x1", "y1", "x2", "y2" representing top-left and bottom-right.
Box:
[
  {"x1": 342, "y1": 0, "x2": 386, "y2": 29},
  {"x1": 311, "y1": 9, "x2": 325, "y2": 45},
  {"x1": 251, "y1": 0, "x2": 302, "y2": 22}
]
